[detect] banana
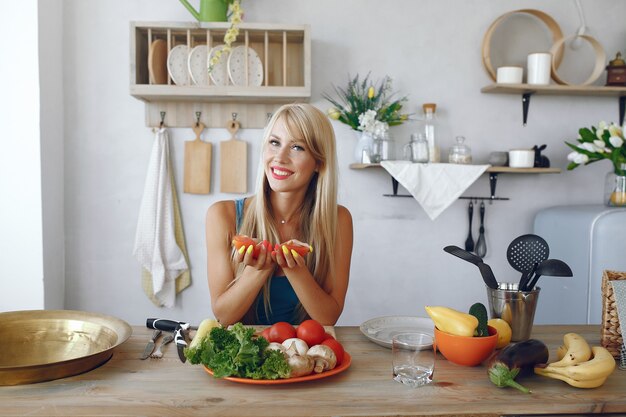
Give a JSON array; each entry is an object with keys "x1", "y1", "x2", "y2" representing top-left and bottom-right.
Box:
[
  {"x1": 533, "y1": 369, "x2": 608, "y2": 389},
  {"x1": 534, "y1": 346, "x2": 616, "y2": 388},
  {"x1": 548, "y1": 333, "x2": 591, "y2": 367}
]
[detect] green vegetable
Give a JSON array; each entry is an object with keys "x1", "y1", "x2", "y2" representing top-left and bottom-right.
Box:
[
  {"x1": 469, "y1": 302, "x2": 489, "y2": 337},
  {"x1": 185, "y1": 322, "x2": 291, "y2": 380}
]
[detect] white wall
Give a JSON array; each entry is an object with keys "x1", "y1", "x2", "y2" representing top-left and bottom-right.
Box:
[
  {"x1": 23, "y1": 0, "x2": 626, "y2": 324},
  {"x1": 0, "y1": 0, "x2": 44, "y2": 310}
]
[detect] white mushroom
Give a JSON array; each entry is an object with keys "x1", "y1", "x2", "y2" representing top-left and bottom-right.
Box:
[
  {"x1": 266, "y1": 342, "x2": 287, "y2": 355},
  {"x1": 282, "y1": 338, "x2": 309, "y2": 356},
  {"x1": 287, "y1": 353, "x2": 314, "y2": 377},
  {"x1": 306, "y1": 344, "x2": 337, "y2": 373}
]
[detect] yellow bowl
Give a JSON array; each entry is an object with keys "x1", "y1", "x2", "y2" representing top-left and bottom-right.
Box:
[{"x1": 434, "y1": 325, "x2": 497, "y2": 366}]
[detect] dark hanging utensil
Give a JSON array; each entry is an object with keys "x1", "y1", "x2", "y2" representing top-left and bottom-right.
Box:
[
  {"x1": 464, "y1": 201, "x2": 475, "y2": 252},
  {"x1": 443, "y1": 245, "x2": 499, "y2": 289},
  {"x1": 475, "y1": 201, "x2": 487, "y2": 258}
]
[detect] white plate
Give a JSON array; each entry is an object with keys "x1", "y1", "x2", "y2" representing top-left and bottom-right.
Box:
[
  {"x1": 167, "y1": 45, "x2": 190, "y2": 86},
  {"x1": 188, "y1": 45, "x2": 208, "y2": 86},
  {"x1": 207, "y1": 45, "x2": 230, "y2": 86},
  {"x1": 359, "y1": 316, "x2": 434, "y2": 349},
  {"x1": 227, "y1": 45, "x2": 263, "y2": 87}
]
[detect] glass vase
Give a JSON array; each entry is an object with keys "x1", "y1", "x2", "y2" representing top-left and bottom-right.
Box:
[
  {"x1": 371, "y1": 132, "x2": 394, "y2": 163},
  {"x1": 604, "y1": 166, "x2": 626, "y2": 207},
  {"x1": 353, "y1": 131, "x2": 374, "y2": 163}
]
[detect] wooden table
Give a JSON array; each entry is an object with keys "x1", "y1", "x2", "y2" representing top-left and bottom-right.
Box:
[{"x1": 1, "y1": 325, "x2": 625, "y2": 416}]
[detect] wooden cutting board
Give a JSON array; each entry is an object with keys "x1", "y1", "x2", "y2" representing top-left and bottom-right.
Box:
[
  {"x1": 148, "y1": 39, "x2": 168, "y2": 84},
  {"x1": 183, "y1": 122, "x2": 212, "y2": 194},
  {"x1": 220, "y1": 119, "x2": 247, "y2": 193}
]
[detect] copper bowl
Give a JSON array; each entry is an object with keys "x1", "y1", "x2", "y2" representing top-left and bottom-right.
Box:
[{"x1": 0, "y1": 309, "x2": 132, "y2": 385}]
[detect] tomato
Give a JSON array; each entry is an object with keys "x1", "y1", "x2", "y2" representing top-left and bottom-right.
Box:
[
  {"x1": 321, "y1": 338, "x2": 345, "y2": 365},
  {"x1": 274, "y1": 242, "x2": 312, "y2": 257},
  {"x1": 296, "y1": 319, "x2": 326, "y2": 346},
  {"x1": 232, "y1": 235, "x2": 272, "y2": 259},
  {"x1": 259, "y1": 327, "x2": 272, "y2": 342},
  {"x1": 321, "y1": 332, "x2": 335, "y2": 341},
  {"x1": 268, "y1": 322, "x2": 296, "y2": 343}
]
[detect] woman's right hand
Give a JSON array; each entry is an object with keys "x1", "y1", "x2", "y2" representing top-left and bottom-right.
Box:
[{"x1": 234, "y1": 241, "x2": 275, "y2": 272}]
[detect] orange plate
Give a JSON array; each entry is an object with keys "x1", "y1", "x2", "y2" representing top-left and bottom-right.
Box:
[{"x1": 203, "y1": 352, "x2": 351, "y2": 385}]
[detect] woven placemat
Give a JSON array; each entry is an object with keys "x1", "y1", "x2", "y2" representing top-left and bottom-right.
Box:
[{"x1": 601, "y1": 270, "x2": 626, "y2": 359}]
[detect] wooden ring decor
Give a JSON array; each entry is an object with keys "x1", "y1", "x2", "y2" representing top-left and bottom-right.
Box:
[
  {"x1": 549, "y1": 35, "x2": 606, "y2": 86},
  {"x1": 482, "y1": 9, "x2": 565, "y2": 81}
]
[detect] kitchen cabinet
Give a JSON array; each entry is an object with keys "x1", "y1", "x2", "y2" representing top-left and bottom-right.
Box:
[
  {"x1": 130, "y1": 22, "x2": 310, "y2": 128},
  {"x1": 481, "y1": 83, "x2": 626, "y2": 125}
]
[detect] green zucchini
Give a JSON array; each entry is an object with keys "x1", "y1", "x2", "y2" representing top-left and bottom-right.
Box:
[{"x1": 469, "y1": 302, "x2": 489, "y2": 337}]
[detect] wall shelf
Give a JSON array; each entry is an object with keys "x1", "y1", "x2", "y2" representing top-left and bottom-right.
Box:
[
  {"x1": 349, "y1": 162, "x2": 561, "y2": 199},
  {"x1": 481, "y1": 83, "x2": 626, "y2": 125},
  {"x1": 130, "y1": 21, "x2": 311, "y2": 128}
]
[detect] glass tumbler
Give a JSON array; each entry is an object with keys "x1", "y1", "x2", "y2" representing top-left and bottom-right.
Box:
[{"x1": 392, "y1": 332, "x2": 434, "y2": 387}]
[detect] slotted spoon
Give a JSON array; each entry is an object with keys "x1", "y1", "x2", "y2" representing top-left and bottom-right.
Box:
[{"x1": 507, "y1": 234, "x2": 550, "y2": 275}]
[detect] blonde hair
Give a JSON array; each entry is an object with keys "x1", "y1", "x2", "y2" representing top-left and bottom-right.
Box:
[{"x1": 237, "y1": 103, "x2": 338, "y2": 322}]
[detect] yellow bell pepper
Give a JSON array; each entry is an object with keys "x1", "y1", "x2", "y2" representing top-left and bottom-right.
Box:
[{"x1": 425, "y1": 306, "x2": 478, "y2": 337}]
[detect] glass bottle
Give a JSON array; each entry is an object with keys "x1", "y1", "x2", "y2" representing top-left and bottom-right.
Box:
[
  {"x1": 604, "y1": 163, "x2": 626, "y2": 206},
  {"x1": 423, "y1": 103, "x2": 440, "y2": 163},
  {"x1": 404, "y1": 133, "x2": 429, "y2": 163},
  {"x1": 448, "y1": 136, "x2": 472, "y2": 164}
]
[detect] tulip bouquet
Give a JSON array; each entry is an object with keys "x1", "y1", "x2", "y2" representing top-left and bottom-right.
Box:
[
  {"x1": 566, "y1": 121, "x2": 626, "y2": 175},
  {"x1": 323, "y1": 73, "x2": 409, "y2": 137}
]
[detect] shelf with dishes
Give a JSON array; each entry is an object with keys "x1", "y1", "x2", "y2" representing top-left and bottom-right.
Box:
[
  {"x1": 130, "y1": 21, "x2": 310, "y2": 127},
  {"x1": 481, "y1": 83, "x2": 626, "y2": 126},
  {"x1": 349, "y1": 162, "x2": 561, "y2": 199}
]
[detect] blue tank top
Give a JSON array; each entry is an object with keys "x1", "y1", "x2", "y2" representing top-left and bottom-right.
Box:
[{"x1": 235, "y1": 198, "x2": 299, "y2": 325}]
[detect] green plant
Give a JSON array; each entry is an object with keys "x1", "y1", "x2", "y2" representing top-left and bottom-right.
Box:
[
  {"x1": 208, "y1": 0, "x2": 244, "y2": 73},
  {"x1": 323, "y1": 73, "x2": 409, "y2": 136},
  {"x1": 566, "y1": 121, "x2": 626, "y2": 175}
]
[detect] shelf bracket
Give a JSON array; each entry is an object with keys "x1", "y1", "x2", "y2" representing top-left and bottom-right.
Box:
[
  {"x1": 458, "y1": 173, "x2": 510, "y2": 201},
  {"x1": 619, "y1": 96, "x2": 626, "y2": 126},
  {"x1": 522, "y1": 92, "x2": 533, "y2": 126},
  {"x1": 383, "y1": 177, "x2": 412, "y2": 197}
]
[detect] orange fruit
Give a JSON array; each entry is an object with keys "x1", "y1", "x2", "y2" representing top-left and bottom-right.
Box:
[{"x1": 488, "y1": 318, "x2": 512, "y2": 349}]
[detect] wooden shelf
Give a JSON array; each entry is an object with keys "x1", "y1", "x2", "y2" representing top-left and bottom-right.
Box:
[
  {"x1": 130, "y1": 22, "x2": 311, "y2": 128},
  {"x1": 349, "y1": 163, "x2": 561, "y2": 174},
  {"x1": 481, "y1": 83, "x2": 626, "y2": 125}
]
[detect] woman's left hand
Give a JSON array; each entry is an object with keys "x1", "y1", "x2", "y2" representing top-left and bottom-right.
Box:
[{"x1": 272, "y1": 241, "x2": 308, "y2": 270}]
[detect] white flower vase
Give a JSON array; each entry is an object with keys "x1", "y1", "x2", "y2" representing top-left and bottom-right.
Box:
[{"x1": 354, "y1": 131, "x2": 374, "y2": 163}]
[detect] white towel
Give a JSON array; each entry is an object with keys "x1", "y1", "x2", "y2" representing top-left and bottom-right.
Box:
[
  {"x1": 380, "y1": 161, "x2": 490, "y2": 220},
  {"x1": 133, "y1": 128, "x2": 188, "y2": 307}
]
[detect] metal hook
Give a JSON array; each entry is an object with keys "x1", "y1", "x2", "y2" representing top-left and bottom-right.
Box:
[
  {"x1": 159, "y1": 111, "x2": 166, "y2": 128},
  {"x1": 195, "y1": 111, "x2": 201, "y2": 126},
  {"x1": 231, "y1": 112, "x2": 238, "y2": 121}
]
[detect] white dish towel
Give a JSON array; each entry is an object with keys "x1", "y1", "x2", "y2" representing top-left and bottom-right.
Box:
[
  {"x1": 380, "y1": 161, "x2": 490, "y2": 220},
  {"x1": 133, "y1": 127, "x2": 188, "y2": 307}
]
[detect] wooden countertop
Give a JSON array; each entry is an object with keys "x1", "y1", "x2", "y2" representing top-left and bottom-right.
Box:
[{"x1": 1, "y1": 325, "x2": 624, "y2": 416}]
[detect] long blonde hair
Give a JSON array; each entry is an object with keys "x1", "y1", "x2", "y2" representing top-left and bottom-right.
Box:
[{"x1": 237, "y1": 103, "x2": 338, "y2": 322}]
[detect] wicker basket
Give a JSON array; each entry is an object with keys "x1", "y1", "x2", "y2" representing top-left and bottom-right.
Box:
[{"x1": 601, "y1": 270, "x2": 626, "y2": 359}]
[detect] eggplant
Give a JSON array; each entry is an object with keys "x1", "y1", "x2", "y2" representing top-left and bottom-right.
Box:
[{"x1": 487, "y1": 339, "x2": 549, "y2": 394}]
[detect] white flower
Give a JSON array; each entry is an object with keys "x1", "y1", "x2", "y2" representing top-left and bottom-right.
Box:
[
  {"x1": 571, "y1": 152, "x2": 589, "y2": 164},
  {"x1": 593, "y1": 140, "x2": 607, "y2": 152},
  {"x1": 579, "y1": 142, "x2": 597, "y2": 152},
  {"x1": 609, "y1": 123, "x2": 622, "y2": 137},
  {"x1": 358, "y1": 109, "x2": 378, "y2": 133},
  {"x1": 599, "y1": 120, "x2": 608, "y2": 129},
  {"x1": 609, "y1": 135, "x2": 624, "y2": 148}
]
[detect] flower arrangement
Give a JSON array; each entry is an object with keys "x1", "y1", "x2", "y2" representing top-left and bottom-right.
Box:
[
  {"x1": 208, "y1": 0, "x2": 243, "y2": 73},
  {"x1": 566, "y1": 121, "x2": 626, "y2": 175},
  {"x1": 323, "y1": 73, "x2": 409, "y2": 137}
]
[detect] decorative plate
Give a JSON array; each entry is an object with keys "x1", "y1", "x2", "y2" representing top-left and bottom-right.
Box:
[
  {"x1": 207, "y1": 45, "x2": 230, "y2": 86},
  {"x1": 359, "y1": 316, "x2": 434, "y2": 349},
  {"x1": 188, "y1": 45, "x2": 208, "y2": 86},
  {"x1": 203, "y1": 352, "x2": 351, "y2": 385},
  {"x1": 167, "y1": 44, "x2": 190, "y2": 86},
  {"x1": 227, "y1": 45, "x2": 263, "y2": 87}
]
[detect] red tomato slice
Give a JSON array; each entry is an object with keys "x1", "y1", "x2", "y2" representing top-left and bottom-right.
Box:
[
  {"x1": 322, "y1": 339, "x2": 345, "y2": 365},
  {"x1": 296, "y1": 319, "x2": 326, "y2": 346}
]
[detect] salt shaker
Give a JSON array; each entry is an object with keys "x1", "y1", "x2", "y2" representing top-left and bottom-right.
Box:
[{"x1": 448, "y1": 136, "x2": 472, "y2": 164}]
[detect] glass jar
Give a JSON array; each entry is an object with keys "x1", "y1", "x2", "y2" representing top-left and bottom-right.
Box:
[
  {"x1": 604, "y1": 165, "x2": 626, "y2": 206},
  {"x1": 371, "y1": 132, "x2": 394, "y2": 163},
  {"x1": 448, "y1": 136, "x2": 472, "y2": 164},
  {"x1": 404, "y1": 133, "x2": 429, "y2": 163}
]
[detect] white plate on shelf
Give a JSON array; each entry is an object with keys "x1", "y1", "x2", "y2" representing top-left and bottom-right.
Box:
[
  {"x1": 167, "y1": 45, "x2": 190, "y2": 86},
  {"x1": 359, "y1": 316, "x2": 434, "y2": 349},
  {"x1": 227, "y1": 45, "x2": 263, "y2": 87},
  {"x1": 207, "y1": 45, "x2": 230, "y2": 86},
  {"x1": 188, "y1": 45, "x2": 208, "y2": 86}
]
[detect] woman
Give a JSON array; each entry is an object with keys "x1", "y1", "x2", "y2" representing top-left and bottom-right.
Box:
[{"x1": 206, "y1": 103, "x2": 353, "y2": 326}]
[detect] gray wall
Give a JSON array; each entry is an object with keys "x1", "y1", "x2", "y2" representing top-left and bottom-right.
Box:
[{"x1": 13, "y1": 0, "x2": 626, "y2": 325}]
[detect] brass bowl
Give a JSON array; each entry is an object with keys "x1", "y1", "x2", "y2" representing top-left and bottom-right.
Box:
[{"x1": 0, "y1": 309, "x2": 132, "y2": 385}]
